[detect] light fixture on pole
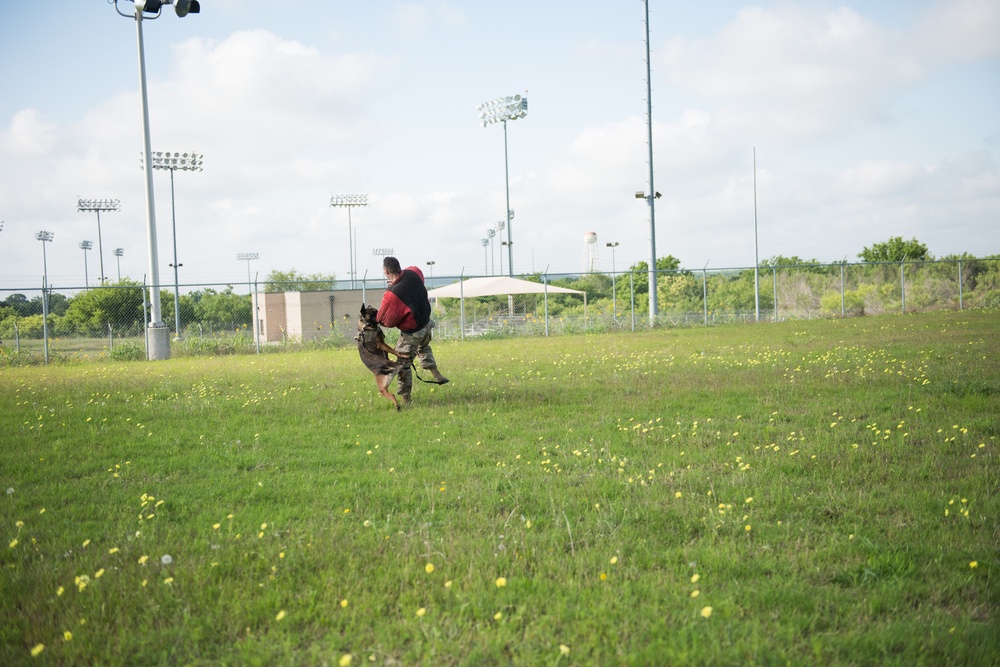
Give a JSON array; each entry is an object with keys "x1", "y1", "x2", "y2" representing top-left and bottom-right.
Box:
[
  {"x1": 79, "y1": 241, "x2": 94, "y2": 288},
  {"x1": 477, "y1": 93, "x2": 527, "y2": 277},
  {"x1": 426, "y1": 261, "x2": 435, "y2": 279},
  {"x1": 112, "y1": 0, "x2": 200, "y2": 360},
  {"x1": 330, "y1": 194, "x2": 369, "y2": 289},
  {"x1": 114, "y1": 247, "x2": 125, "y2": 282},
  {"x1": 77, "y1": 198, "x2": 120, "y2": 284},
  {"x1": 149, "y1": 150, "x2": 203, "y2": 339},
  {"x1": 36, "y1": 231, "x2": 54, "y2": 365},
  {"x1": 481, "y1": 238, "x2": 489, "y2": 275},
  {"x1": 606, "y1": 241, "x2": 620, "y2": 319}
]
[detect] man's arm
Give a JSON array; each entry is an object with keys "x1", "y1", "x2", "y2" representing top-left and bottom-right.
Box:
[{"x1": 377, "y1": 291, "x2": 407, "y2": 329}]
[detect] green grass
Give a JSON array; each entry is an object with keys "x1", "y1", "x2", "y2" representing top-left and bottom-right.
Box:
[{"x1": 1, "y1": 310, "x2": 997, "y2": 665}]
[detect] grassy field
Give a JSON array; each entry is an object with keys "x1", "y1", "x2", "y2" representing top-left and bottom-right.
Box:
[{"x1": 1, "y1": 310, "x2": 997, "y2": 665}]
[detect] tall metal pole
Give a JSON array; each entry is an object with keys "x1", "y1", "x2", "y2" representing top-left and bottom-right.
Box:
[
  {"x1": 36, "y1": 231, "x2": 53, "y2": 365},
  {"x1": 96, "y1": 211, "x2": 105, "y2": 282},
  {"x1": 115, "y1": 248, "x2": 124, "y2": 282},
  {"x1": 503, "y1": 120, "x2": 513, "y2": 276},
  {"x1": 607, "y1": 242, "x2": 619, "y2": 319},
  {"x1": 477, "y1": 94, "x2": 526, "y2": 276},
  {"x1": 347, "y1": 207, "x2": 354, "y2": 288},
  {"x1": 135, "y1": 7, "x2": 169, "y2": 358},
  {"x1": 152, "y1": 151, "x2": 203, "y2": 338},
  {"x1": 78, "y1": 200, "x2": 120, "y2": 282},
  {"x1": 79, "y1": 241, "x2": 93, "y2": 288},
  {"x1": 330, "y1": 195, "x2": 369, "y2": 289},
  {"x1": 753, "y1": 148, "x2": 760, "y2": 321},
  {"x1": 644, "y1": 0, "x2": 658, "y2": 325},
  {"x1": 168, "y1": 169, "x2": 182, "y2": 337}
]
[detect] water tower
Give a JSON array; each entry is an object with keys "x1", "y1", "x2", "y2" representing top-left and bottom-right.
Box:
[{"x1": 583, "y1": 231, "x2": 600, "y2": 273}]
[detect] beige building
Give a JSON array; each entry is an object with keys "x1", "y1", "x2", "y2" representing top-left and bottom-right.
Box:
[{"x1": 258, "y1": 288, "x2": 385, "y2": 343}]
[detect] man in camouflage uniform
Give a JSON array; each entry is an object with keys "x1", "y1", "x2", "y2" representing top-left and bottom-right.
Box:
[{"x1": 377, "y1": 256, "x2": 448, "y2": 403}]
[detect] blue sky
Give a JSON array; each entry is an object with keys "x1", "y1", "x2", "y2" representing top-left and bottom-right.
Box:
[{"x1": 1, "y1": 0, "x2": 998, "y2": 287}]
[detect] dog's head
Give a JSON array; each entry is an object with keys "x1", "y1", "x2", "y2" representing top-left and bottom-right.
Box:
[{"x1": 359, "y1": 304, "x2": 379, "y2": 327}]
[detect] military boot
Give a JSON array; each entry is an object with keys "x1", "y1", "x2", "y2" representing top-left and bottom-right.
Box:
[{"x1": 429, "y1": 368, "x2": 449, "y2": 385}]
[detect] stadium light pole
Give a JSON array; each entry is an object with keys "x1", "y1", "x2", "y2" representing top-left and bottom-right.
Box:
[
  {"x1": 330, "y1": 194, "x2": 369, "y2": 289},
  {"x1": 114, "y1": 248, "x2": 125, "y2": 282},
  {"x1": 606, "y1": 241, "x2": 620, "y2": 319},
  {"x1": 481, "y1": 238, "x2": 489, "y2": 275},
  {"x1": 426, "y1": 261, "x2": 435, "y2": 279},
  {"x1": 113, "y1": 0, "x2": 201, "y2": 360},
  {"x1": 640, "y1": 0, "x2": 659, "y2": 326},
  {"x1": 36, "y1": 231, "x2": 54, "y2": 364},
  {"x1": 237, "y1": 252, "x2": 259, "y2": 346},
  {"x1": 150, "y1": 150, "x2": 203, "y2": 339},
  {"x1": 77, "y1": 198, "x2": 120, "y2": 283},
  {"x1": 477, "y1": 93, "x2": 527, "y2": 277},
  {"x1": 79, "y1": 241, "x2": 94, "y2": 288},
  {"x1": 753, "y1": 147, "x2": 760, "y2": 322}
]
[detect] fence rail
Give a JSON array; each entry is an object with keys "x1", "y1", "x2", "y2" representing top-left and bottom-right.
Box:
[{"x1": 2, "y1": 258, "x2": 998, "y2": 365}]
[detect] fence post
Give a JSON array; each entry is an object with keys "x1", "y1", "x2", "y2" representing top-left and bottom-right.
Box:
[
  {"x1": 142, "y1": 277, "x2": 149, "y2": 360},
  {"x1": 702, "y1": 266, "x2": 708, "y2": 327},
  {"x1": 108, "y1": 322, "x2": 113, "y2": 351},
  {"x1": 900, "y1": 260, "x2": 906, "y2": 314},
  {"x1": 772, "y1": 266, "x2": 778, "y2": 322},
  {"x1": 14, "y1": 322, "x2": 19, "y2": 353},
  {"x1": 459, "y1": 269, "x2": 466, "y2": 341},
  {"x1": 629, "y1": 272, "x2": 635, "y2": 332},
  {"x1": 840, "y1": 263, "x2": 846, "y2": 317},
  {"x1": 543, "y1": 274, "x2": 549, "y2": 337},
  {"x1": 41, "y1": 276, "x2": 50, "y2": 365},
  {"x1": 253, "y1": 275, "x2": 261, "y2": 355},
  {"x1": 958, "y1": 260, "x2": 963, "y2": 310}
]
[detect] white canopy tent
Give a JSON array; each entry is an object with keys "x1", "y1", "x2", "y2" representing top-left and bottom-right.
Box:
[{"x1": 426, "y1": 276, "x2": 587, "y2": 339}]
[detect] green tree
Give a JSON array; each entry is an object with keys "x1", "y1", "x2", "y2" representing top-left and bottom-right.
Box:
[
  {"x1": 190, "y1": 287, "x2": 252, "y2": 330},
  {"x1": 159, "y1": 291, "x2": 197, "y2": 335},
  {"x1": 265, "y1": 269, "x2": 336, "y2": 293},
  {"x1": 61, "y1": 282, "x2": 145, "y2": 337},
  {"x1": 858, "y1": 236, "x2": 931, "y2": 263},
  {"x1": 617, "y1": 256, "x2": 684, "y2": 312},
  {"x1": 2, "y1": 294, "x2": 38, "y2": 317}
]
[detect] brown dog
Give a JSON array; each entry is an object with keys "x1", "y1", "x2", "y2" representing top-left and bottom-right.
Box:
[{"x1": 356, "y1": 304, "x2": 408, "y2": 410}]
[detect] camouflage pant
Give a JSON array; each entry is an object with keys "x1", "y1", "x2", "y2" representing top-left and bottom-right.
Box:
[{"x1": 395, "y1": 319, "x2": 438, "y2": 400}]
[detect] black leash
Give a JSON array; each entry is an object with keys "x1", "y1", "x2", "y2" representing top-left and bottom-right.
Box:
[{"x1": 405, "y1": 359, "x2": 447, "y2": 384}]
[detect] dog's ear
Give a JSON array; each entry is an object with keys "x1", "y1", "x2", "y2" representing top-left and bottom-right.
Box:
[{"x1": 360, "y1": 304, "x2": 365, "y2": 314}]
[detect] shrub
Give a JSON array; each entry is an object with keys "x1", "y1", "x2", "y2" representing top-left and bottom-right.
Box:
[{"x1": 108, "y1": 342, "x2": 145, "y2": 362}]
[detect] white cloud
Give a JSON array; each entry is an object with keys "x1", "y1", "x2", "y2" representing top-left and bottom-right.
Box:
[
  {"x1": 912, "y1": 0, "x2": 1000, "y2": 61},
  {"x1": 3, "y1": 109, "x2": 57, "y2": 156},
  {"x1": 660, "y1": 6, "x2": 922, "y2": 141}
]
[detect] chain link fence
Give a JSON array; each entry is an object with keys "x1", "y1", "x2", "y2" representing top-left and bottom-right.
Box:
[{"x1": 2, "y1": 258, "x2": 998, "y2": 365}]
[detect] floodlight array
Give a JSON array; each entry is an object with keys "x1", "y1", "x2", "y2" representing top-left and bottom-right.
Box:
[
  {"x1": 114, "y1": 248, "x2": 125, "y2": 257},
  {"x1": 77, "y1": 198, "x2": 121, "y2": 212},
  {"x1": 330, "y1": 194, "x2": 370, "y2": 208},
  {"x1": 236, "y1": 252, "x2": 259, "y2": 262},
  {"x1": 36, "y1": 231, "x2": 54, "y2": 242},
  {"x1": 150, "y1": 151, "x2": 204, "y2": 171},
  {"x1": 80, "y1": 240, "x2": 94, "y2": 250},
  {"x1": 477, "y1": 94, "x2": 528, "y2": 127}
]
